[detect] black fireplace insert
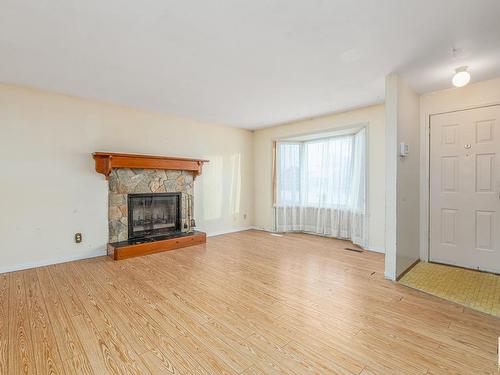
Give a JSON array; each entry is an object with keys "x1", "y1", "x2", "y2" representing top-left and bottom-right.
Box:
[{"x1": 127, "y1": 193, "x2": 181, "y2": 239}]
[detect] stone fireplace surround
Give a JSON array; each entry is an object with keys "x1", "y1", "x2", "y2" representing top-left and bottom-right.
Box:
[
  {"x1": 108, "y1": 168, "x2": 194, "y2": 243},
  {"x1": 93, "y1": 152, "x2": 208, "y2": 260}
]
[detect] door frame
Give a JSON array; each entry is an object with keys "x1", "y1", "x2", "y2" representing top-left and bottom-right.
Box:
[{"x1": 421, "y1": 101, "x2": 500, "y2": 262}]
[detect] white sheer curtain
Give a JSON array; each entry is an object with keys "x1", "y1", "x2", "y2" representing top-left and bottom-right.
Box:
[{"x1": 274, "y1": 129, "x2": 367, "y2": 247}]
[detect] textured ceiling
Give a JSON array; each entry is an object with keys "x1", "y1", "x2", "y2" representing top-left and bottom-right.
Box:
[{"x1": 1, "y1": 0, "x2": 499, "y2": 129}]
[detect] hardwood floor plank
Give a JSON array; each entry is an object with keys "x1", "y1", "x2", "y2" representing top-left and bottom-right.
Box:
[
  {"x1": 0, "y1": 230, "x2": 498, "y2": 374},
  {"x1": 51, "y1": 262, "x2": 149, "y2": 374},
  {"x1": 98, "y1": 260, "x2": 188, "y2": 338},
  {"x1": 0, "y1": 273, "x2": 9, "y2": 375},
  {"x1": 8, "y1": 271, "x2": 35, "y2": 375},
  {"x1": 23, "y1": 269, "x2": 65, "y2": 374},
  {"x1": 48, "y1": 264, "x2": 86, "y2": 317},
  {"x1": 66, "y1": 263, "x2": 155, "y2": 374},
  {"x1": 61, "y1": 353, "x2": 94, "y2": 375},
  {"x1": 83, "y1": 261, "x2": 209, "y2": 375},
  {"x1": 192, "y1": 349, "x2": 240, "y2": 375},
  {"x1": 68, "y1": 261, "x2": 152, "y2": 356},
  {"x1": 173, "y1": 320, "x2": 253, "y2": 373},
  {"x1": 202, "y1": 318, "x2": 294, "y2": 375},
  {"x1": 35, "y1": 267, "x2": 91, "y2": 365},
  {"x1": 241, "y1": 365, "x2": 267, "y2": 375},
  {"x1": 97, "y1": 329, "x2": 152, "y2": 374},
  {"x1": 140, "y1": 350, "x2": 185, "y2": 375},
  {"x1": 70, "y1": 313, "x2": 123, "y2": 375}
]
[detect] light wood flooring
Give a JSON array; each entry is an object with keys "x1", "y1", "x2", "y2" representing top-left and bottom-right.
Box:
[{"x1": 0, "y1": 230, "x2": 499, "y2": 374}]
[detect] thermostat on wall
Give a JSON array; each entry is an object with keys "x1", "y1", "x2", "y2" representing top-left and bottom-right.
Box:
[{"x1": 399, "y1": 142, "x2": 409, "y2": 157}]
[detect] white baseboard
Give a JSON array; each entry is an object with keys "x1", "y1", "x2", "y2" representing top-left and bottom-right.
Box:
[
  {"x1": 0, "y1": 229, "x2": 383, "y2": 274},
  {"x1": 0, "y1": 249, "x2": 107, "y2": 275},
  {"x1": 384, "y1": 270, "x2": 396, "y2": 281},
  {"x1": 232, "y1": 227, "x2": 386, "y2": 254},
  {"x1": 206, "y1": 226, "x2": 256, "y2": 237},
  {"x1": 0, "y1": 228, "x2": 257, "y2": 274},
  {"x1": 364, "y1": 246, "x2": 385, "y2": 254}
]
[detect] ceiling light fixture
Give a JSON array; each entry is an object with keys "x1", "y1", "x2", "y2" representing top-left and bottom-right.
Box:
[{"x1": 452, "y1": 66, "x2": 471, "y2": 87}]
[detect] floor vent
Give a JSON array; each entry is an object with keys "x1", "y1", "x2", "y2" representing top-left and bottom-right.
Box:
[{"x1": 344, "y1": 247, "x2": 363, "y2": 253}]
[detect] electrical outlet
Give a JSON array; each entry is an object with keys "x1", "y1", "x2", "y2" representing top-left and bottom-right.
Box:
[
  {"x1": 75, "y1": 233, "x2": 82, "y2": 243},
  {"x1": 243, "y1": 213, "x2": 247, "y2": 220}
]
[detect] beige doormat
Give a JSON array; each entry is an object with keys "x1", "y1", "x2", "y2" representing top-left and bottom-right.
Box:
[{"x1": 399, "y1": 262, "x2": 500, "y2": 318}]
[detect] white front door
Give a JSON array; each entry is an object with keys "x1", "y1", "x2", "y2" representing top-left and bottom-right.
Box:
[{"x1": 430, "y1": 105, "x2": 500, "y2": 273}]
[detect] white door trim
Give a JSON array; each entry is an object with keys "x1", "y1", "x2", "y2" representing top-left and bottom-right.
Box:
[{"x1": 420, "y1": 101, "x2": 500, "y2": 262}]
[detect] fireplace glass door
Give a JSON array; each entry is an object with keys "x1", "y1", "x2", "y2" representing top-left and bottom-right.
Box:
[{"x1": 128, "y1": 193, "x2": 181, "y2": 239}]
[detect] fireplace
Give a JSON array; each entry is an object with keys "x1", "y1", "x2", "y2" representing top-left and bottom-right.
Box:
[
  {"x1": 94, "y1": 152, "x2": 208, "y2": 260},
  {"x1": 128, "y1": 193, "x2": 181, "y2": 239}
]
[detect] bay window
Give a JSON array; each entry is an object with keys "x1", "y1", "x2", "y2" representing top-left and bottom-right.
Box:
[{"x1": 274, "y1": 128, "x2": 367, "y2": 247}]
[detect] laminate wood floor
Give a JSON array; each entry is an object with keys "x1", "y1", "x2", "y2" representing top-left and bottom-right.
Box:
[{"x1": 1, "y1": 230, "x2": 499, "y2": 374}]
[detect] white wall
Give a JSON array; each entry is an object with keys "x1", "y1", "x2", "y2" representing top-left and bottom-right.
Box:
[
  {"x1": 395, "y1": 77, "x2": 420, "y2": 277},
  {"x1": 384, "y1": 76, "x2": 398, "y2": 279},
  {"x1": 419, "y1": 77, "x2": 500, "y2": 260},
  {"x1": 0, "y1": 84, "x2": 254, "y2": 273},
  {"x1": 253, "y1": 105, "x2": 386, "y2": 253},
  {"x1": 385, "y1": 74, "x2": 420, "y2": 280}
]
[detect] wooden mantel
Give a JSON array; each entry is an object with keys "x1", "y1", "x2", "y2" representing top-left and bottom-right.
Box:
[{"x1": 93, "y1": 152, "x2": 209, "y2": 179}]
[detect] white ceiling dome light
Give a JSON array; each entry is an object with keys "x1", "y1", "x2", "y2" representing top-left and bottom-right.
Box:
[{"x1": 452, "y1": 66, "x2": 471, "y2": 87}]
